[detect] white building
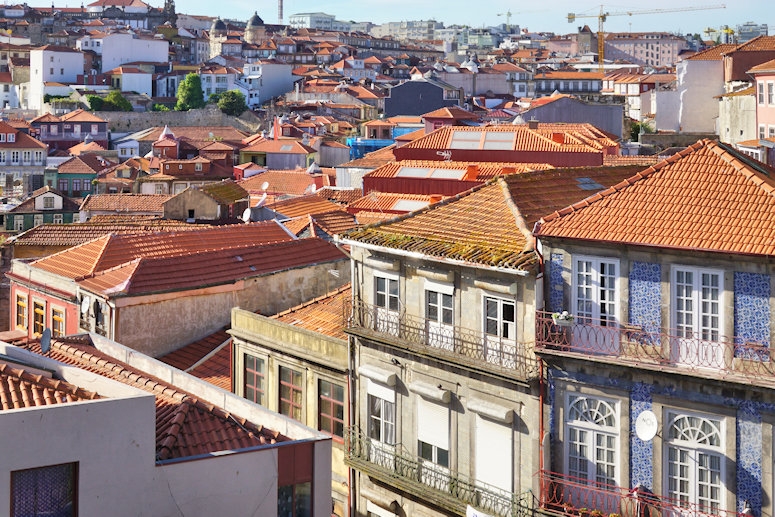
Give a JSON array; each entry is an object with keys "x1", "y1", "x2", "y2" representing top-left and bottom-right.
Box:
[
  {"x1": 672, "y1": 44, "x2": 734, "y2": 133},
  {"x1": 28, "y1": 45, "x2": 84, "y2": 111},
  {"x1": 0, "y1": 334, "x2": 332, "y2": 517},
  {"x1": 99, "y1": 32, "x2": 169, "y2": 74},
  {"x1": 288, "y1": 12, "x2": 352, "y2": 32}
]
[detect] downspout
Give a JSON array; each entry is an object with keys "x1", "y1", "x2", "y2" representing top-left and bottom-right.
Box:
[{"x1": 534, "y1": 220, "x2": 546, "y2": 506}]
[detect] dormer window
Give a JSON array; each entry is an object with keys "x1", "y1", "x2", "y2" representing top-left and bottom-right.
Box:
[
  {"x1": 195, "y1": 162, "x2": 203, "y2": 171},
  {"x1": 0, "y1": 133, "x2": 5, "y2": 142},
  {"x1": 8, "y1": 133, "x2": 14, "y2": 142}
]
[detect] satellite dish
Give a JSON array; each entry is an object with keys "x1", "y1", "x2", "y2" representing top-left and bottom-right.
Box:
[
  {"x1": 635, "y1": 410, "x2": 658, "y2": 442},
  {"x1": 241, "y1": 207, "x2": 252, "y2": 223},
  {"x1": 80, "y1": 297, "x2": 90, "y2": 314},
  {"x1": 254, "y1": 191, "x2": 267, "y2": 208},
  {"x1": 261, "y1": 181, "x2": 269, "y2": 191},
  {"x1": 40, "y1": 328, "x2": 51, "y2": 354}
]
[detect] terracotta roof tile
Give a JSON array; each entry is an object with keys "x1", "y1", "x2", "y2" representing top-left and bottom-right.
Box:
[
  {"x1": 0, "y1": 360, "x2": 101, "y2": 410},
  {"x1": 272, "y1": 284, "x2": 350, "y2": 340},
  {"x1": 537, "y1": 139, "x2": 775, "y2": 256},
  {"x1": 239, "y1": 170, "x2": 327, "y2": 198},
  {"x1": 30, "y1": 222, "x2": 296, "y2": 279},
  {"x1": 268, "y1": 195, "x2": 344, "y2": 218},
  {"x1": 8, "y1": 220, "x2": 204, "y2": 248},
  {"x1": 76, "y1": 238, "x2": 346, "y2": 297},
  {"x1": 365, "y1": 159, "x2": 552, "y2": 180},
  {"x1": 80, "y1": 193, "x2": 171, "y2": 213},
  {"x1": 314, "y1": 186, "x2": 363, "y2": 205},
  {"x1": 23, "y1": 336, "x2": 286, "y2": 460},
  {"x1": 159, "y1": 329, "x2": 232, "y2": 391},
  {"x1": 199, "y1": 180, "x2": 249, "y2": 204},
  {"x1": 344, "y1": 164, "x2": 648, "y2": 269}
]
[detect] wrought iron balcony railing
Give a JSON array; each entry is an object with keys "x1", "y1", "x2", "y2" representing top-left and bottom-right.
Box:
[
  {"x1": 535, "y1": 311, "x2": 773, "y2": 382},
  {"x1": 345, "y1": 426, "x2": 534, "y2": 517},
  {"x1": 344, "y1": 299, "x2": 538, "y2": 380},
  {"x1": 539, "y1": 470, "x2": 742, "y2": 517}
]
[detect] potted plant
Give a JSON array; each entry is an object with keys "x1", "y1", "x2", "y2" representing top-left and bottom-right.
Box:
[
  {"x1": 562, "y1": 502, "x2": 576, "y2": 515},
  {"x1": 552, "y1": 310, "x2": 575, "y2": 327},
  {"x1": 590, "y1": 510, "x2": 604, "y2": 517}
]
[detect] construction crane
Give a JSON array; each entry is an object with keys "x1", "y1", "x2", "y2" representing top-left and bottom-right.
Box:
[
  {"x1": 567, "y1": 4, "x2": 726, "y2": 72},
  {"x1": 498, "y1": 10, "x2": 513, "y2": 32}
]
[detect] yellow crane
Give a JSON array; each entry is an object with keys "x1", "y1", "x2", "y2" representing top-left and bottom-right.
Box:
[
  {"x1": 567, "y1": 4, "x2": 726, "y2": 72},
  {"x1": 498, "y1": 10, "x2": 513, "y2": 32}
]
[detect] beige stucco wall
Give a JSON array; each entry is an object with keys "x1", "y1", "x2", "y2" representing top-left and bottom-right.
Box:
[{"x1": 112, "y1": 258, "x2": 350, "y2": 356}]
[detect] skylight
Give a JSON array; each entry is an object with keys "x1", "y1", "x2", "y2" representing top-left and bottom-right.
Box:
[
  {"x1": 396, "y1": 167, "x2": 430, "y2": 178},
  {"x1": 429, "y1": 168, "x2": 466, "y2": 179},
  {"x1": 576, "y1": 177, "x2": 605, "y2": 190},
  {"x1": 392, "y1": 200, "x2": 429, "y2": 212},
  {"x1": 449, "y1": 130, "x2": 482, "y2": 149},
  {"x1": 482, "y1": 131, "x2": 516, "y2": 150}
]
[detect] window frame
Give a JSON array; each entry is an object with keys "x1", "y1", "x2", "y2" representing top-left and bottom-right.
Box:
[
  {"x1": 33, "y1": 300, "x2": 45, "y2": 335},
  {"x1": 51, "y1": 306, "x2": 65, "y2": 338},
  {"x1": 279, "y1": 365, "x2": 303, "y2": 422},
  {"x1": 11, "y1": 462, "x2": 77, "y2": 517},
  {"x1": 564, "y1": 394, "x2": 620, "y2": 491},
  {"x1": 571, "y1": 255, "x2": 620, "y2": 326},
  {"x1": 243, "y1": 353, "x2": 265, "y2": 405},
  {"x1": 15, "y1": 293, "x2": 27, "y2": 330},
  {"x1": 367, "y1": 379, "x2": 395, "y2": 445},
  {"x1": 318, "y1": 378, "x2": 345, "y2": 440}
]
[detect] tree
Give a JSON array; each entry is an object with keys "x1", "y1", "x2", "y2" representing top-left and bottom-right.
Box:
[
  {"x1": 217, "y1": 90, "x2": 248, "y2": 117},
  {"x1": 86, "y1": 95, "x2": 104, "y2": 111},
  {"x1": 175, "y1": 73, "x2": 205, "y2": 111},
  {"x1": 104, "y1": 89, "x2": 133, "y2": 111}
]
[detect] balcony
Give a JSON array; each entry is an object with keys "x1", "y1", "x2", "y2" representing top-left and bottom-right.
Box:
[
  {"x1": 539, "y1": 470, "x2": 741, "y2": 517},
  {"x1": 535, "y1": 311, "x2": 773, "y2": 384},
  {"x1": 345, "y1": 299, "x2": 538, "y2": 380},
  {"x1": 346, "y1": 427, "x2": 535, "y2": 517}
]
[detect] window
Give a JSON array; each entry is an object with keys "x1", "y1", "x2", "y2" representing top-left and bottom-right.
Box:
[
  {"x1": 279, "y1": 366, "x2": 303, "y2": 421},
  {"x1": 565, "y1": 395, "x2": 619, "y2": 510},
  {"x1": 425, "y1": 282, "x2": 453, "y2": 350},
  {"x1": 417, "y1": 396, "x2": 450, "y2": 488},
  {"x1": 33, "y1": 214, "x2": 43, "y2": 227},
  {"x1": 768, "y1": 82, "x2": 774, "y2": 105},
  {"x1": 367, "y1": 379, "x2": 395, "y2": 445},
  {"x1": 15, "y1": 294, "x2": 27, "y2": 330},
  {"x1": 484, "y1": 295, "x2": 517, "y2": 367},
  {"x1": 573, "y1": 256, "x2": 619, "y2": 346},
  {"x1": 11, "y1": 150, "x2": 18, "y2": 163},
  {"x1": 91, "y1": 124, "x2": 98, "y2": 134},
  {"x1": 475, "y1": 413, "x2": 512, "y2": 492},
  {"x1": 278, "y1": 482, "x2": 311, "y2": 517},
  {"x1": 52, "y1": 307, "x2": 65, "y2": 337},
  {"x1": 195, "y1": 162, "x2": 203, "y2": 171},
  {"x1": 155, "y1": 184, "x2": 164, "y2": 194},
  {"x1": 53, "y1": 214, "x2": 63, "y2": 224},
  {"x1": 760, "y1": 125, "x2": 766, "y2": 140},
  {"x1": 244, "y1": 353, "x2": 265, "y2": 404},
  {"x1": 33, "y1": 301, "x2": 44, "y2": 335},
  {"x1": 22, "y1": 151, "x2": 30, "y2": 163},
  {"x1": 14, "y1": 215, "x2": 24, "y2": 231},
  {"x1": 671, "y1": 266, "x2": 722, "y2": 367},
  {"x1": 758, "y1": 82, "x2": 765, "y2": 104},
  {"x1": 72, "y1": 179, "x2": 81, "y2": 193},
  {"x1": 374, "y1": 273, "x2": 399, "y2": 334},
  {"x1": 665, "y1": 412, "x2": 724, "y2": 515},
  {"x1": 11, "y1": 462, "x2": 77, "y2": 517},
  {"x1": 318, "y1": 379, "x2": 345, "y2": 438}
]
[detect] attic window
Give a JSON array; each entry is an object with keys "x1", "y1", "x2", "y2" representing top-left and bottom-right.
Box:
[
  {"x1": 576, "y1": 177, "x2": 605, "y2": 190},
  {"x1": 280, "y1": 145, "x2": 293, "y2": 151},
  {"x1": 195, "y1": 162, "x2": 203, "y2": 171},
  {"x1": 8, "y1": 133, "x2": 14, "y2": 142}
]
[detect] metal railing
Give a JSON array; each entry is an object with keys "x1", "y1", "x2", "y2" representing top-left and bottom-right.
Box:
[
  {"x1": 539, "y1": 470, "x2": 742, "y2": 517},
  {"x1": 345, "y1": 299, "x2": 538, "y2": 379},
  {"x1": 346, "y1": 427, "x2": 534, "y2": 517},
  {"x1": 535, "y1": 311, "x2": 773, "y2": 381}
]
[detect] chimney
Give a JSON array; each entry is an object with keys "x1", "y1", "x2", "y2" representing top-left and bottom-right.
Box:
[
  {"x1": 551, "y1": 132, "x2": 564, "y2": 144},
  {"x1": 464, "y1": 164, "x2": 478, "y2": 181},
  {"x1": 429, "y1": 194, "x2": 442, "y2": 204},
  {"x1": 528, "y1": 118, "x2": 539, "y2": 129}
]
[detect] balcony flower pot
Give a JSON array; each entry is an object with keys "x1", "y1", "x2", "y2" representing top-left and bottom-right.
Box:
[{"x1": 552, "y1": 311, "x2": 574, "y2": 327}]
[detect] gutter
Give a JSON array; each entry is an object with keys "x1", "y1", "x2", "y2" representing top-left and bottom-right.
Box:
[{"x1": 335, "y1": 236, "x2": 531, "y2": 277}]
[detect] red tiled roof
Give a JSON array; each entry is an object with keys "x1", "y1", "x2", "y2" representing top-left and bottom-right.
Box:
[
  {"x1": 365, "y1": 160, "x2": 552, "y2": 181},
  {"x1": 537, "y1": 139, "x2": 775, "y2": 256},
  {"x1": 272, "y1": 284, "x2": 350, "y2": 340},
  {"x1": 8, "y1": 220, "x2": 205, "y2": 248},
  {"x1": 23, "y1": 336, "x2": 285, "y2": 460},
  {"x1": 0, "y1": 359, "x2": 101, "y2": 410},
  {"x1": 31, "y1": 222, "x2": 296, "y2": 279},
  {"x1": 240, "y1": 170, "x2": 327, "y2": 198},
  {"x1": 80, "y1": 193, "x2": 170, "y2": 213},
  {"x1": 76, "y1": 238, "x2": 346, "y2": 297},
  {"x1": 399, "y1": 123, "x2": 616, "y2": 154},
  {"x1": 159, "y1": 329, "x2": 232, "y2": 391},
  {"x1": 269, "y1": 195, "x2": 344, "y2": 218}
]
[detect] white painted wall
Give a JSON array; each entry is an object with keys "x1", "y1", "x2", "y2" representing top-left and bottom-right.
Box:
[
  {"x1": 101, "y1": 33, "x2": 169, "y2": 74},
  {"x1": 677, "y1": 58, "x2": 725, "y2": 134},
  {"x1": 119, "y1": 72, "x2": 153, "y2": 96},
  {"x1": 28, "y1": 48, "x2": 84, "y2": 110}
]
